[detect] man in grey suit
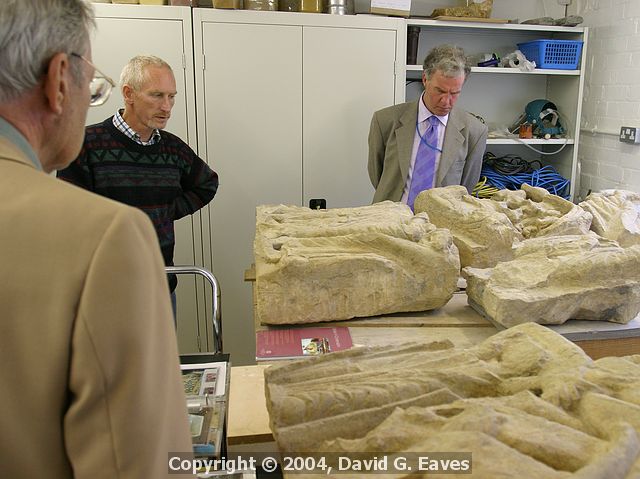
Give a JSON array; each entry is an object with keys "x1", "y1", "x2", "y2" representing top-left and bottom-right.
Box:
[{"x1": 368, "y1": 45, "x2": 488, "y2": 209}]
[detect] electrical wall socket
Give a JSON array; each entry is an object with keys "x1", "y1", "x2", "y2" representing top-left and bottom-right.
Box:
[
  {"x1": 620, "y1": 126, "x2": 640, "y2": 144},
  {"x1": 557, "y1": 0, "x2": 572, "y2": 5}
]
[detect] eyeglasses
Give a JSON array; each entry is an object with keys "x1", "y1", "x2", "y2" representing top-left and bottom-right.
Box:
[{"x1": 70, "y1": 53, "x2": 116, "y2": 107}]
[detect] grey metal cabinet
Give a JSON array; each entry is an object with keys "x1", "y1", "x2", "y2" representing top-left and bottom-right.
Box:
[{"x1": 193, "y1": 10, "x2": 404, "y2": 364}]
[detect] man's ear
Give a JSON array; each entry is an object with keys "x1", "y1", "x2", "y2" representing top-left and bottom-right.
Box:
[
  {"x1": 43, "y1": 52, "x2": 70, "y2": 115},
  {"x1": 122, "y1": 84, "x2": 134, "y2": 105}
]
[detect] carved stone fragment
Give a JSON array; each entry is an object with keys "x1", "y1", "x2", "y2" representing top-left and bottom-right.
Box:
[
  {"x1": 579, "y1": 189, "x2": 640, "y2": 247},
  {"x1": 264, "y1": 323, "x2": 640, "y2": 478},
  {"x1": 414, "y1": 185, "x2": 592, "y2": 269},
  {"x1": 431, "y1": 0, "x2": 493, "y2": 18},
  {"x1": 464, "y1": 234, "x2": 640, "y2": 327},
  {"x1": 491, "y1": 184, "x2": 592, "y2": 239},
  {"x1": 254, "y1": 202, "x2": 460, "y2": 325},
  {"x1": 413, "y1": 185, "x2": 521, "y2": 268}
]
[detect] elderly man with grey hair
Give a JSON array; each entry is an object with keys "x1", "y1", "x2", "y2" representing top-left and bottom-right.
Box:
[
  {"x1": 58, "y1": 55, "x2": 219, "y2": 317},
  {"x1": 368, "y1": 44, "x2": 488, "y2": 210},
  {"x1": 0, "y1": 1, "x2": 193, "y2": 477}
]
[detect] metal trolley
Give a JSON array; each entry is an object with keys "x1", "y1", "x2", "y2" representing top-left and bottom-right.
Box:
[
  {"x1": 166, "y1": 265, "x2": 223, "y2": 354},
  {"x1": 168, "y1": 266, "x2": 230, "y2": 462}
]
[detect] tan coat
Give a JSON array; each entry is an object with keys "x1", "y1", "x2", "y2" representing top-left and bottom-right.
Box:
[
  {"x1": 0, "y1": 137, "x2": 193, "y2": 478},
  {"x1": 368, "y1": 101, "x2": 488, "y2": 203}
]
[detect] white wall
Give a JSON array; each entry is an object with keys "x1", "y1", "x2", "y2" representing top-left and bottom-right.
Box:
[
  {"x1": 491, "y1": 0, "x2": 567, "y2": 21},
  {"x1": 573, "y1": 0, "x2": 640, "y2": 198}
]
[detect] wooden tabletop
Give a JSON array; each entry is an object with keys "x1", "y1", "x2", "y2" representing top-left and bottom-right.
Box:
[{"x1": 227, "y1": 364, "x2": 273, "y2": 445}]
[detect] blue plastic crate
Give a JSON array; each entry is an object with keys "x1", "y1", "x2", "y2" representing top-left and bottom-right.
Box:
[{"x1": 517, "y1": 39, "x2": 583, "y2": 69}]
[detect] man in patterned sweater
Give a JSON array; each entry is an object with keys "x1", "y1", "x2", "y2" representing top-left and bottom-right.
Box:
[{"x1": 58, "y1": 55, "x2": 219, "y2": 314}]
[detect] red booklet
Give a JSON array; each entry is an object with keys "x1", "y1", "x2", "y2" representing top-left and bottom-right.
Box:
[{"x1": 256, "y1": 327, "x2": 353, "y2": 361}]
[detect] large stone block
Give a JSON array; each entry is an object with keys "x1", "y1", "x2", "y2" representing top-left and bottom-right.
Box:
[
  {"x1": 264, "y1": 322, "x2": 640, "y2": 478},
  {"x1": 579, "y1": 189, "x2": 640, "y2": 247},
  {"x1": 254, "y1": 202, "x2": 460, "y2": 325},
  {"x1": 464, "y1": 234, "x2": 640, "y2": 327}
]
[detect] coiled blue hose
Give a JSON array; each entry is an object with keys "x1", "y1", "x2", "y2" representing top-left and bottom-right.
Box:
[{"x1": 479, "y1": 164, "x2": 571, "y2": 199}]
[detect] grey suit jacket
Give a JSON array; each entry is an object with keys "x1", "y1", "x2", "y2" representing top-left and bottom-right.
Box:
[{"x1": 368, "y1": 100, "x2": 488, "y2": 203}]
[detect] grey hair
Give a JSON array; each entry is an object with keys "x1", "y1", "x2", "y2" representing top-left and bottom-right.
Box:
[
  {"x1": 119, "y1": 55, "x2": 173, "y2": 91},
  {"x1": 422, "y1": 45, "x2": 471, "y2": 81},
  {"x1": 0, "y1": 0, "x2": 94, "y2": 103}
]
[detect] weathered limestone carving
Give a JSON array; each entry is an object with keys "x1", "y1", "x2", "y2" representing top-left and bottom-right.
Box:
[
  {"x1": 264, "y1": 323, "x2": 640, "y2": 478},
  {"x1": 431, "y1": 0, "x2": 493, "y2": 18},
  {"x1": 464, "y1": 234, "x2": 640, "y2": 327},
  {"x1": 579, "y1": 189, "x2": 640, "y2": 247},
  {"x1": 413, "y1": 185, "x2": 521, "y2": 268},
  {"x1": 254, "y1": 202, "x2": 460, "y2": 325},
  {"x1": 413, "y1": 185, "x2": 592, "y2": 269},
  {"x1": 491, "y1": 184, "x2": 592, "y2": 239}
]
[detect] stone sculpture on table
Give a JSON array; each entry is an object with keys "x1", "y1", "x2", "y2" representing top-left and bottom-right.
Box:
[
  {"x1": 464, "y1": 234, "x2": 640, "y2": 328},
  {"x1": 254, "y1": 202, "x2": 460, "y2": 325},
  {"x1": 579, "y1": 189, "x2": 640, "y2": 247},
  {"x1": 413, "y1": 185, "x2": 592, "y2": 268},
  {"x1": 413, "y1": 185, "x2": 522, "y2": 268},
  {"x1": 264, "y1": 322, "x2": 640, "y2": 478},
  {"x1": 490, "y1": 185, "x2": 592, "y2": 239},
  {"x1": 254, "y1": 187, "x2": 631, "y2": 329}
]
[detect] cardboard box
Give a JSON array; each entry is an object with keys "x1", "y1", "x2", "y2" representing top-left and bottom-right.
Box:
[
  {"x1": 212, "y1": 0, "x2": 242, "y2": 8},
  {"x1": 370, "y1": 0, "x2": 410, "y2": 17},
  {"x1": 169, "y1": 0, "x2": 213, "y2": 5}
]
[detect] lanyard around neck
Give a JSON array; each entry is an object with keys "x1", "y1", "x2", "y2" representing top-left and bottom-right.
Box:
[{"x1": 416, "y1": 119, "x2": 443, "y2": 153}]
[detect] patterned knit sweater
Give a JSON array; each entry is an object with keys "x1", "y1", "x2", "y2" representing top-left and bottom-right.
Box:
[{"x1": 57, "y1": 117, "x2": 219, "y2": 291}]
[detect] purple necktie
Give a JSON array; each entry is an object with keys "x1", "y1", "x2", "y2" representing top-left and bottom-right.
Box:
[{"x1": 408, "y1": 115, "x2": 440, "y2": 210}]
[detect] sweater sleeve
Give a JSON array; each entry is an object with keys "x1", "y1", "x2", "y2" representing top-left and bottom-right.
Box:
[{"x1": 173, "y1": 146, "x2": 219, "y2": 220}]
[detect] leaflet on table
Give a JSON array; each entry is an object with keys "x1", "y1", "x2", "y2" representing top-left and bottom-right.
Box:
[
  {"x1": 180, "y1": 361, "x2": 227, "y2": 398},
  {"x1": 256, "y1": 326, "x2": 353, "y2": 361}
]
